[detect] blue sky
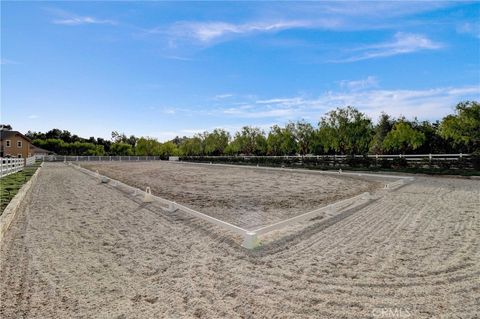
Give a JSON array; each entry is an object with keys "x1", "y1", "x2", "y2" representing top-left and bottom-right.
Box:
[{"x1": 2, "y1": 1, "x2": 479, "y2": 141}]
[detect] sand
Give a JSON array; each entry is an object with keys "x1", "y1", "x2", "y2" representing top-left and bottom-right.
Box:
[
  {"x1": 0, "y1": 163, "x2": 479, "y2": 318},
  {"x1": 79, "y1": 161, "x2": 382, "y2": 229}
]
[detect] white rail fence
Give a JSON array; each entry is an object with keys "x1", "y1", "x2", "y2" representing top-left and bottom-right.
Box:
[
  {"x1": 1, "y1": 158, "x2": 24, "y2": 178},
  {"x1": 0, "y1": 156, "x2": 37, "y2": 178},
  {"x1": 35, "y1": 153, "x2": 473, "y2": 164},
  {"x1": 26, "y1": 156, "x2": 36, "y2": 166},
  {"x1": 183, "y1": 153, "x2": 472, "y2": 161},
  {"x1": 71, "y1": 162, "x2": 413, "y2": 249},
  {"x1": 36, "y1": 155, "x2": 163, "y2": 162}
]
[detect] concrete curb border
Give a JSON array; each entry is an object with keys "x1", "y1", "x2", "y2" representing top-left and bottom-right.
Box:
[{"x1": 0, "y1": 162, "x2": 43, "y2": 244}]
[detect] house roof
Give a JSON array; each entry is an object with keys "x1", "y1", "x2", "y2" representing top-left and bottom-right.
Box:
[
  {"x1": 30, "y1": 145, "x2": 53, "y2": 154},
  {"x1": 0, "y1": 130, "x2": 33, "y2": 143}
]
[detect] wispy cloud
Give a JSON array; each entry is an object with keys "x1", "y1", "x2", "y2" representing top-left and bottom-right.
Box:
[
  {"x1": 1, "y1": 58, "x2": 19, "y2": 65},
  {"x1": 339, "y1": 76, "x2": 378, "y2": 91},
  {"x1": 53, "y1": 16, "x2": 116, "y2": 26},
  {"x1": 457, "y1": 22, "x2": 480, "y2": 38},
  {"x1": 217, "y1": 85, "x2": 480, "y2": 122},
  {"x1": 50, "y1": 9, "x2": 116, "y2": 26},
  {"x1": 28, "y1": 114, "x2": 39, "y2": 119},
  {"x1": 333, "y1": 32, "x2": 443, "y2": 63},
  {"x1": 162, "y1": 107, "x2": 176, "y2": 115},
  {"x1": 159, "y1": 20, "x2": 316, "y2": 43},
  {"x1": 214, "y1": 94, "x2": 234, "y2": 100},
  {"x1": 162, "y1": 55, "x2": 193, "y2": 61}
]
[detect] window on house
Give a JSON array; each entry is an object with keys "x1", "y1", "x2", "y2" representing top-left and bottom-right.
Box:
[
  {"x1": 17, "y1": 141, "x2": 23, "y2": 148},
  {"x1": 17, "y1": 154, "x2": 22, "y2": 158},
  {"x1": 6, "y1": 140, "x2": 11, "y2": 147}
]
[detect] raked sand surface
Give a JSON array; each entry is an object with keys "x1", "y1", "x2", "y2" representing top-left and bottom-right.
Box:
[
  {"x1": 80, "y1": 161, "x2": 382, "y2": 229},
  {"x1": 0, "y1": 163, "x2": 479, "y2": 318}
]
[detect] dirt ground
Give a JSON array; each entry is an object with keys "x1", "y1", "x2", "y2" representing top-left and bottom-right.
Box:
[
  {"x1": 0, "y1": 163, "x2": 479, "y2": 318},
  {"x1": 80, "y1": 161, "x2": 382, "y2": 229}
]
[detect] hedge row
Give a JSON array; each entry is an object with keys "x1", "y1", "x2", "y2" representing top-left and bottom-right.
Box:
[{"x1": 179, "y1": 155, "x2": 480, "y2": 176}]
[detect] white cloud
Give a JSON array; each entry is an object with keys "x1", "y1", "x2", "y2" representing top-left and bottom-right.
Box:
[
  {"x1": 163, "y1": 20, "x2": 313, "y2": 43},
  {"x1": 214, "y1": 94, "x2": 234, "y2": 100},
  {"x1": 333, "y1": 32, "x2": 443, "y2": 62},
  {"x1": 162, "y1": 108, "x2": 176, "y2": 115},
  {"x1": 52, "y1": 13, "x2": 116, "y2": 26},
  {"x1": 1, "y1": 58, "x2": 19, "y2": 65},
  {"x1": 457, "y1": 22, "x2": 480, "y2": 38},
  {"x1": 162, "y1": 55, "x2": 193, "y2": 61},
  {"x1": 218, "y1": 85, "x2": 480, "y2": 122},
  {"x1": 339, "y1": 76, "x2": 378, "y2": 91}
]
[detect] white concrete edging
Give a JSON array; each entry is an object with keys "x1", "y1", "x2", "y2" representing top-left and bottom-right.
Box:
[
  {"x1": 0, "y1": 163, "x2": 43, "y2": 244},
  {"x1": 71, "y1": 162, "x2": 413, "y2": 249}
]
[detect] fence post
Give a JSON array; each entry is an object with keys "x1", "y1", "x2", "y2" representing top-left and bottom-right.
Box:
[{"x1": 460, "y1": 153, "x2": 463, "y2": 159}]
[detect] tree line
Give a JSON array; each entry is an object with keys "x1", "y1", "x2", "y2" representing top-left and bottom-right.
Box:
[{"x1": 27, "y1": 101, "x2": 479, "y2": 156}]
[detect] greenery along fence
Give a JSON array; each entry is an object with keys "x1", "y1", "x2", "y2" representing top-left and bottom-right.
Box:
[
  {"x1": 0, "y1": 162, "x2": 41, "y2": 213},
  {"x1": 179, "y1": 154, "x2": 480, "y2": 175}
]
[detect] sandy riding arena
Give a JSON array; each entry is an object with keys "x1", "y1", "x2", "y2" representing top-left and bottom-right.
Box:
[
  {"x1": 80, "y1": 161, "x2": 383, "y2": 229},
  {"x1": 1, "y1": 162, "x2": 479, "y2": 318}
]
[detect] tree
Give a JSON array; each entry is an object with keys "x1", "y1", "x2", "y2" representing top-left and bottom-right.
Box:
[
  {"x1": 382, "y1": 121, "x2": 426, "y2": 153},
  {"x1": 318, "y1": 106, "x2": 373, "y2": 154},
  {"x1": 266, "y1": 124, "x2": 297, "y2": 155},
  {"x1": 369, "y1": 113, "x2": 394, "y2": 154},
  {"x1": 224, "y1": 139, "x2": 241, "y2": 155},
  {"x1": 204, "y1": 129, "x2": 230, "y2": 155},
  {"x1": 439, "y1": 101, "x2": 480, "y2": 153},
  {"x1": 110, "y1": 142, "x2": 133, "y2": 156},
  {"x1": 45, "y1": 129, "x2": 63, "y2": 140},
  {"x1": 171, "y1": 136, "x2": 188, "y2": 146},
  {"x1": 415, "y1": 120, "x2": 451, "y2": 154},
  {"x1": 293, "y1": 120, "x2": 315, "y2": 155},
  {"x1": 230, "y1": 126, "x2": 267, "y2": 155},
  {"x1": 135, "y1": 137, "x2": 161, "y2": 156},
  {"x1": 179, "y1": 137, "x2": 204, "y2": 156},
  {"x1": 159, "y1": 141, "x2": 178, "y2": 157}
]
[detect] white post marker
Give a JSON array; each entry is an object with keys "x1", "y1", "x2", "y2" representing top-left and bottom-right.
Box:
[
  {"x1": 166, "y1": 201, "x2": 177, "y2": 213},
  {"x1": 144, "y1": 187, "x2": 153, "y2": 203},
  {"x1": 242, "y1": 232, "x2": 259, "y2": 249}
]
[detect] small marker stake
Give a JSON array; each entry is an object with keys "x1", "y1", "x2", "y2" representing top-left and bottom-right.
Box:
[
  {"x1": 144, "y1": 187, "x2": 153, "y2": 203},
  {"x1": 338, "y1": 169, "x2": 342, "y2": 174},
  {"x1": 242, "y1": 232, "x2": 259, "y2": 249},
  {"x1": 362, "y1": 192, "x2": 371, "y2": 200}
]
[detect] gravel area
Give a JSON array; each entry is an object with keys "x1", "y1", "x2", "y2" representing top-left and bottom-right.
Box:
[{"x1": 0, "y1": 163, "x2": 479, "y2": 318}]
